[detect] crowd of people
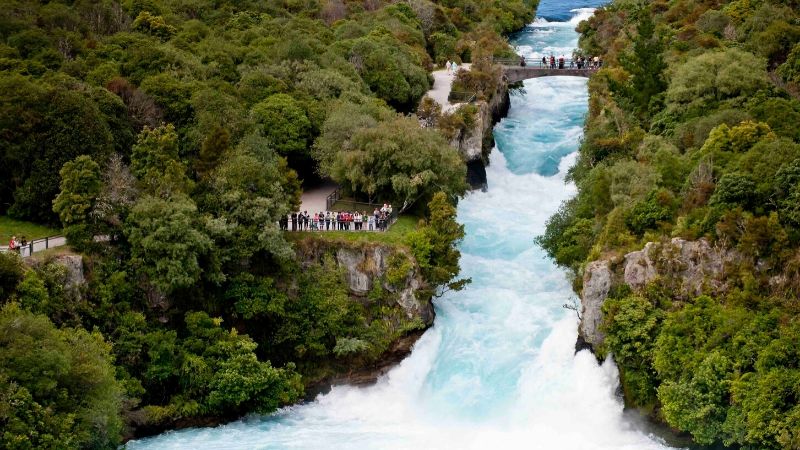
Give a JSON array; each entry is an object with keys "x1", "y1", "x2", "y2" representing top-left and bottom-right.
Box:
[
  {"x1": 280, "y1": 204, "x2": 395, "y2": 232},
  {"x1": 536, "y1": 54, "x2": 603, "y2": 69}
]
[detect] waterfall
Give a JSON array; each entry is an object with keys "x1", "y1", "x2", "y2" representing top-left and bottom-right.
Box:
[{"x1": 127, "y1": 5, "x2": 678, "y2": 449}]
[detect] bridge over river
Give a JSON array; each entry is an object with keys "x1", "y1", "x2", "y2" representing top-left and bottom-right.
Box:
[{"x1": 496, "y1": 57, "x2": 596, "y2": 83}]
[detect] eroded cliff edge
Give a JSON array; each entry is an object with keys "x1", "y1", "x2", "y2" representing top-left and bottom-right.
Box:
[
  {"x1": 450, "y1": 79, "x2": 511, "y2": 190},
  {"x1": 293, "y1": 237, "x2": 434, "y2": 391},
  {"x1": 579, "y1": 238, "x2": 738, "y2": 351}
]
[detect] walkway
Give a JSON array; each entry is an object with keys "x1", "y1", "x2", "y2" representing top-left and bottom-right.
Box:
[
  {"x1": 425, "y1": 63, "x2": 473, "y2": 113},
  {"x1": 299, "y1": 180, "x2": 338, "y2": 214}
]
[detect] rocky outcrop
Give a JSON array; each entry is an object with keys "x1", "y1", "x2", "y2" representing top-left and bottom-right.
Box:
[
  {"x1": 579, "y1": 260, "x2": 612, "y2": 349},
  {"x1": 579, "y1": 238, "x2": 737, "y2": 351},
  {"x1": 51, "y1": 254, "x2": 85, "y2": 290},
  {"x1": 296, "y1": 239, "x2": 434, "y2": 326},
  {"x1": 623, "y1": 238, "x2": 731, "y2": 296},
  {"x1": 450, "y1": 80, "x2": 510, "y2": 190}
]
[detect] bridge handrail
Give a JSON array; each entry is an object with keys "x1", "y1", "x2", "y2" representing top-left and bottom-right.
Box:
[{"x1": 493, "y1": 56, "x2": 600, "y2": 69}]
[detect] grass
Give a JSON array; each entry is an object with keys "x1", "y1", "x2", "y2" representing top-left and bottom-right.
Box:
[
  {"x1": 327, "y1": 198, "x2": 386, "y2": 214},
  {"x1": 0, "y1": 216, "x2": 61, "y2": 243},
  {"x1": 286, "y1": 215, "x2": 420, "y2": 246}
]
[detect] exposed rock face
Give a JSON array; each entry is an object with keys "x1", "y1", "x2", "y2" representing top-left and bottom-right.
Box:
[
  {"x1": 450, "y1": 81, "x2": 510, "y2": 190},
  {"x1": 579, "y1": 238, "x2": 735, "y2": 350},
  {"x1": 580, "y1": 260, "x2": 612, "y2": 348},
  {"x1": 624, "y1": 238, "x2": 730, "y2": 296},
  {"x1": 52, "y1": 254, "x2": 85, "y2": 290},
  {"x1": 297, "y1": 240, "x2": 434, "y2": 326}
]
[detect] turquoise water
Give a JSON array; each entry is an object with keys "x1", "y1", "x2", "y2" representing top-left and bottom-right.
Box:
[{"x1": 127, "y1": 5, "x2": 677, "y2": 450}]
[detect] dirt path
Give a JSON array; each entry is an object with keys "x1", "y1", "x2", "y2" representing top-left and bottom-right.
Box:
[
  {"x1": 299, "y1": 180, "x2": 338, "y2": 214},
  {"x1": 425, "y1": 63, "x2": 473, "y2": 113}
]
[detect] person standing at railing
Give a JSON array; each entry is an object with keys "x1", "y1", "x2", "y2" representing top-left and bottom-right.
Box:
[
  {"x1": 8, "y1": 236, "x2": 18, "y2": 253},
  {"x1": 541, "y1": 56, "x2": 547, "y2": 68}
]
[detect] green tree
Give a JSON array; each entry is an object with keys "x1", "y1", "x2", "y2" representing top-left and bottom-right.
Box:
[
  {"x1": 666, "y1": 49, "x2": 768, "y2": 116},
  {"x1": 407, "y1": 192, "x2": 469, "y2": 293},
  {"x1": 778, "y1": 43, "x2": 800, "y2": 83},
  {"x1": 52, "y1": 156, "x2": 102, "y2": 250},
  {"x1": 0, "y1": 74, "x2": 113, "y2": 223},
  {"x1": 709, "y1": 173, "x2": 757, "y2": 208},
  {"x1": 132, "y1": 11, "x2": 177, "y2": 41},
  {"x1": 659, "y1": 351, "x2": 733, "y2": 445},
  {"x1": 125, "y1": 196, "x2": 213, "y2": 295},
  {"x1": 0, "y1": 303, "x2": 123, "y2": 449},
  {"x1": 625, "y1": 189, "x2": 675, "y2": 235},
  {"x1": 131, "y1": 124, "x2": 192, "y2": 197},
  {"x1": 330, "y1": 116, "x2": 466, "y2": 210},
  {"x1": 617, "y1": 7, "x2": 667, "y2": 121},
  {"x1": 201, "y1": 149, "x2": 298, "y2": 267},
  {"x1": 251, "y1": 94, "x2": 312, "y2": 156},
  {"x1": 0, "y1": 252, "x2": 25, "y2": 300}
]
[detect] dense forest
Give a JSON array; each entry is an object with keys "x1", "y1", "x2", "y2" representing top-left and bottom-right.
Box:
[
  {"x1": 0, "y1": 0, "x2": 538, "y2": 448},
  {"x1": 538, "y1": 0, "x2": 800, "y2": 448}
]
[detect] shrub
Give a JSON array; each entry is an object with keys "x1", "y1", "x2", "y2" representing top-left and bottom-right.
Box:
[
  {"x1": 709, "y1": 172, "x2": 757, "y2": 208},
  {"x1": 626, "y1": 189, "x2": 676, "y2": 235}
]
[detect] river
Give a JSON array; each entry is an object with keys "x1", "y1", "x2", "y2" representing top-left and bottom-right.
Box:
[{"x1": 127, "y1": 2, "x2": 677, "y2": 449}]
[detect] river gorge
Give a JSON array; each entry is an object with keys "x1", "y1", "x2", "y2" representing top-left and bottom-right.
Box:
[{"x1": 127, "y1": 3, "x2": 678, "y2": 449}]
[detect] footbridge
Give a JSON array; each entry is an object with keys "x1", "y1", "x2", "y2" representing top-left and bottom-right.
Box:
[{"x1": 496, "y1": 58, "x2": 596, "y2": 83}]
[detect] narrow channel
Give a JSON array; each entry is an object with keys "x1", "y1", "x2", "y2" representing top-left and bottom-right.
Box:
[{"x1": 127, "y1": 3, "x2": 677, "y2": 449}]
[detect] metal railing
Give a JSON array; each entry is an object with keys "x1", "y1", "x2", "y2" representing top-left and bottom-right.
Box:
[
  {"x1": 494, "y1": 56, "x2": 600, "y2": 70},
  {"x1": 326, "y1": 187, "x2": 342, "y2": 210},
  {"x1": 0, "y1": 235, "x2": 67, "y2": 257},
  {"x1": 285, "y1": 200, "x2": 400, "y2": 233}
]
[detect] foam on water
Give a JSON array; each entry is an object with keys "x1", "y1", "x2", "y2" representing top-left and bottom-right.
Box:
[{"x1": 127, "y1": 5, "x2": 679, "y2": 449}]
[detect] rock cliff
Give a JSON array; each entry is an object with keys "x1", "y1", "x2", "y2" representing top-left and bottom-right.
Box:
[
  {"x1": 295, "y1": 238, "x2": 434, "y2": 326},
  {"x1": 579, "y1": 238, "x2": 736, "y2": 350},
  {"x1": 450, "y1": 81, "x2": 510, "y2": 190}
]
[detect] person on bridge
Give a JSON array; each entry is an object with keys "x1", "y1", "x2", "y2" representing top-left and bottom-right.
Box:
[
  {"x1": 519, "y1": 55, "x2": 526, "y2": 67},
  {"x1": 549, "y1": 55, "x2": 555, "y2": 69},
  {"x1": 541, "y1": 56, "x2": 547, "y2": 67}
]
